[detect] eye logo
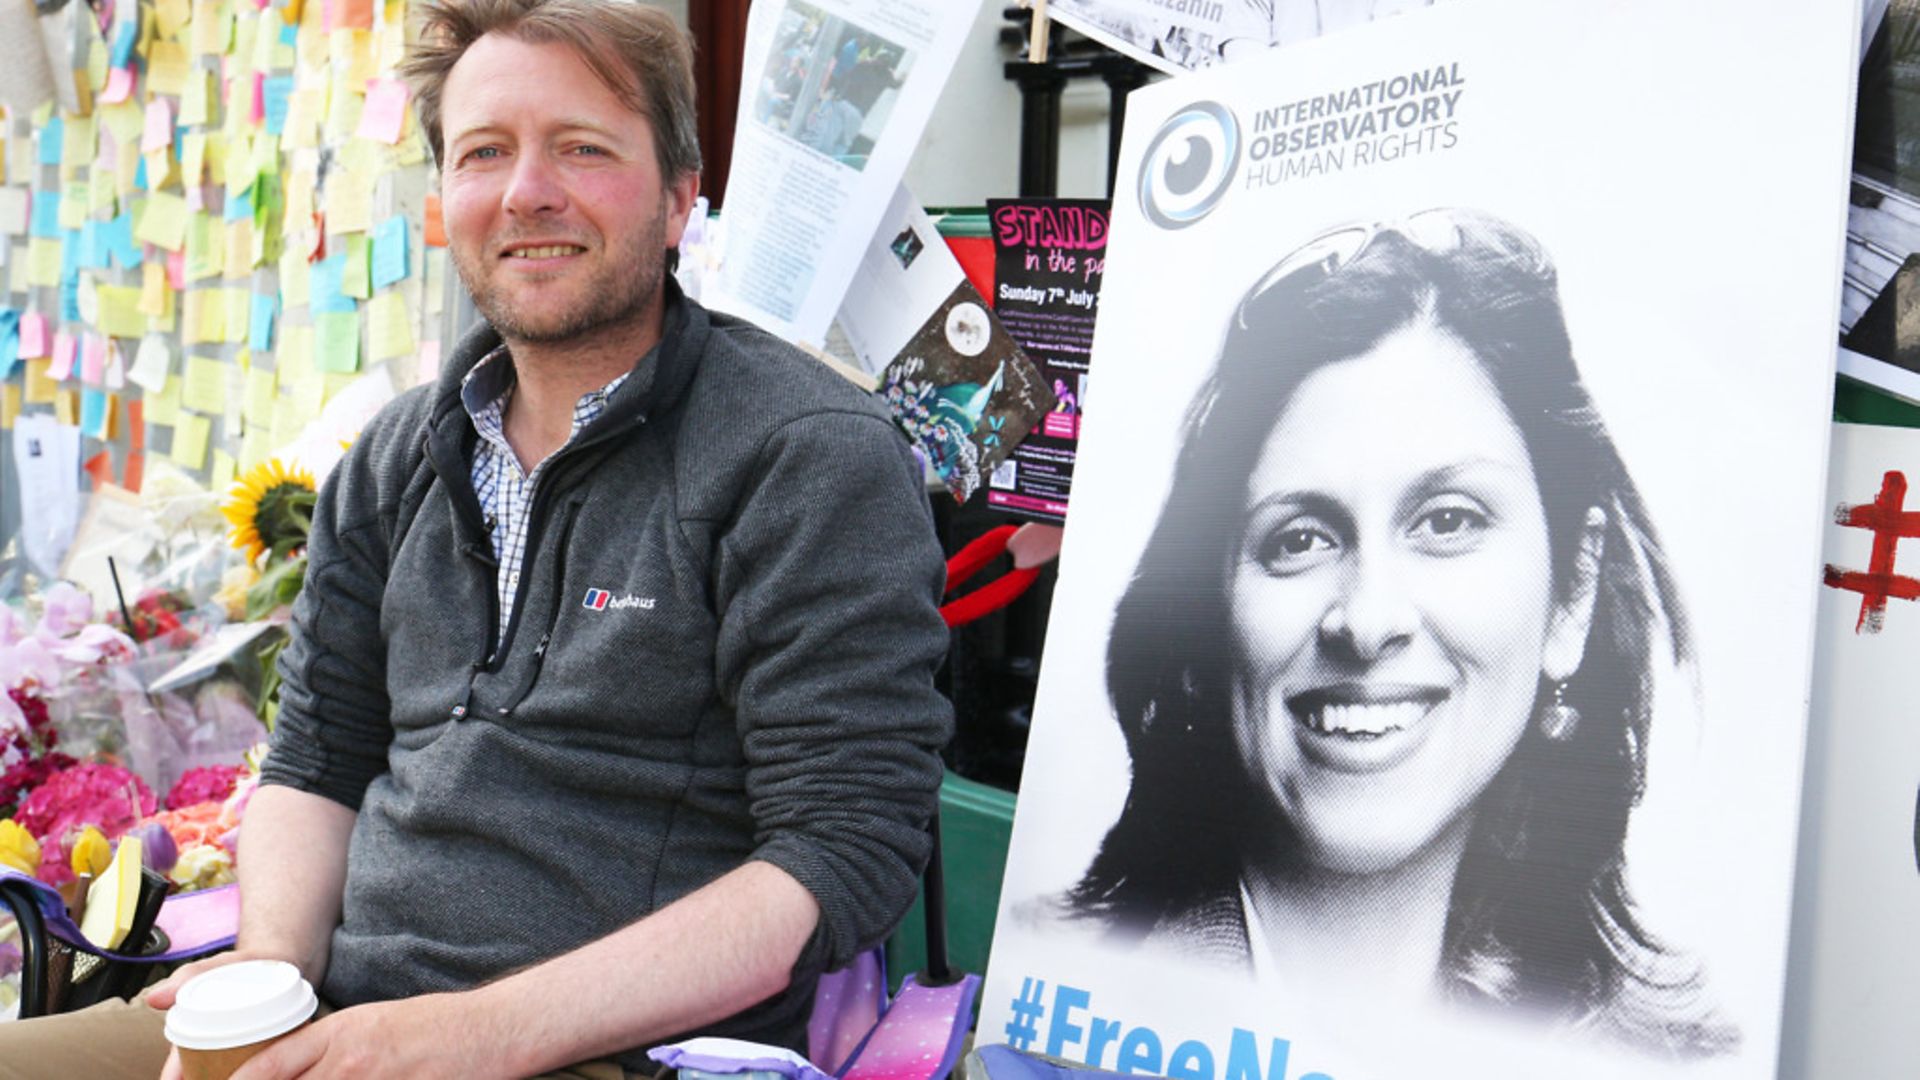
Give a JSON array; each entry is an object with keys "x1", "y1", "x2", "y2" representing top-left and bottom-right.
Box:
[{"x1": 1138, "y1": 101, "x2": 1241, "y2": 231}]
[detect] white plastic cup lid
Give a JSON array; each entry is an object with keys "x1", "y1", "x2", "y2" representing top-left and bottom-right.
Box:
[{"x1": 164, "y1": 960, "x2": 319, "y2": 1051}]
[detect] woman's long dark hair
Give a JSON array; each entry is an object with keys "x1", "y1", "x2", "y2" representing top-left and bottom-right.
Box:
[{"x1": 1067, "y1": 209, "x2": 1733, "y2": 1056}]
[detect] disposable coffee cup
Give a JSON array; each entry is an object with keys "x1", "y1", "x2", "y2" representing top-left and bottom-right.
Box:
[{"x1": 164, "y1": 959, "x2": 318, "y2": 1080}]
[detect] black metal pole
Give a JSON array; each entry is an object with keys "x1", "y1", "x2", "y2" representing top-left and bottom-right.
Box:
[{"x1": 1006, "y1": 62, "x2": 1068, "y2": 198}]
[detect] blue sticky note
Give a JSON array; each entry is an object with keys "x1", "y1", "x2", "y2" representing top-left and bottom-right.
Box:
[
  {"x1": 225, "y1": 185, "x2": 254, "y2": 222},
  {"x1": 249, "y1": 293, "x2": 278, "y2": 351},
  {"x1": 60, "y1": 229, "x2": 81, "y2": 279},
  {"x1": 134, "y1": 155, "x2": 148, "y2": 192},
  {"x1": 37, "y1": 118, "x2": 62, "y2": 165},
  {"x1": 81, "y1": 388, "x2": 108, "y2": 439},
  {"x1": 29, "y1": 191, "x2": 61, "y2": 239},
  {"x1": 309, "y1": 254, "x2": 357, "y2": 314},
  {"x1": 264, "y1": 76, "x2": 294, "y2": 136},
  {"x1": 371, "y1": 216, "x2": 409, "y2": 291},
  {"x1": 78, "y1": 222, "x2": 110, "y2": 270},
  {"x1": 60, "y1": 278, "x2": 81, "y2": 325},
  {"x1": 111, "y1": 20, "x2": 138, "y2": 68},
  {"x1": 279, "y1": 21, "x2": 297, "y2": 45},
  {"x1": 0, "y1": 309, "x2": 19, "y2": 380},
  {"x1": 106, "y1": 211, "x2": 143, "y2": 269}
]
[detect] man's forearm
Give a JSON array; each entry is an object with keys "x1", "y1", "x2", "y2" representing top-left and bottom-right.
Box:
[
  {"x1": 234, "y1": 783, "x2": 357, "y2": 984},
  {"x1": 466, "y1": 859, "x2": 821, "y2": 1077}
]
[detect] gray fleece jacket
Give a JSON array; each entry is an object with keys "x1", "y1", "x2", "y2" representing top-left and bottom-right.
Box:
[{"x1": 258, "y1": 284, "x2": 953, "y2": 1066}]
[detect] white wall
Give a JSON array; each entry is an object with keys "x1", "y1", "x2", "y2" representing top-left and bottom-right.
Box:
[{"x1": 903, "y1": 2, "x2": 1124, "y2": 206}]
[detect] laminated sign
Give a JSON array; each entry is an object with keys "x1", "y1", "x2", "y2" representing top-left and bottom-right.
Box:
[{"x1": 979, "y1": 1, "x2": 1858, "y2": 1077}]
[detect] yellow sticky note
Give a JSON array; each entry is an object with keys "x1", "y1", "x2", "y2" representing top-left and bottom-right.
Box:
[
  {"x1": 145, "y1": 373, "x2": 182, "y2": 425},
  {"x1": 325, "y1": 172, "x2": 372, "y2": 234},
  {"x1": 139, "y1": 259, "x2": 170, "y2": 316},
  {"x1": 98, "y1": 284, "x2": 146, "y2": 339},
  {"x1": 224, "y1": 288, "x2": 253, "y2": 343},
  {"x1": 154, "y1": 0, "x2": 191, "y2": 37},
  {"x1": 88, "y1": 168, "x2": 117, "y2": 215},
  {"x1": 239, "y1": 426, "x2": 272, "y2": 471},
  {"x1": 58, "y1": 181, "x2": 87, "y2": 230},
  {"x1": 99, "y1": 100, "x2": 144, "y2": 145},
  {"x1": 180, "y1": 134, "x2": 206, "y2": 186},
  {"x1": 285, "y1": 88, "x2": 321, "y2": 150},
  {"x1": 181, "y1": 355, "x2": 230, "y2": 413},
  {"x1": 268, "y1": 394, "x2": 307, "y2": 447},
  {"x1": 278, "y1": 248, "x2": 311, "y2": 309},
  {"x1": 9, "y1": 254, "x2": 34, "y2": 297},
  {"x1": 27, "y1": 237, "x2": 63, "y2": 287},
  {"x1": 0, "y1": 384, "x2": 17, "y2": 429},
  {"x1": 324, "y1": 85, "x2": 363, "y2": 142},
  {"x1": 223, "y1": 218, "x2": 255, "y2": 279},
  {"x1": 61, "y1": 116, "x2": 95, "y2": 171},
  {"x1": 230, "y1": 11, "x2": 258, "y2": 71},
  {"x1": 135, "y1": 192, "x2": 189, "y2": 251},
  {"x1": 186, "y1": 213, "x2": 222, "y2": 281},
  {"x1": 191, "y1": 0, "x2": 232, "y2": 56},
  {"x1": 182, "y1": 289, "x2": 222, "y2": 344},
  {"x1": 223, "y1": 79, "x2": 252, "y2": 138},
  {"x1": 180, "y1": 69, "x2": 212, "y2": 126},
  {"x1": 278, "y1": 325, "x2": 313, "y2": 385},
  {"x1": 283, "y1": 162, "x2": 316, "y2": 226},
  {"x1": 366, "y1": 290, "x2": 414, "y2": 362},
  {"x1": 171, "y1": 412, "x2": 211, "y2": 469},
  {"x1": 54, "y1": 390, "x2": 78, "y2": 426},
  {"x1": 23, "y1": 360, "x2": 57, "y2": 404},
  {"x1": 210, "y1": 448, "x2": 237, "y2": 491},
  {"x1": 243, "y1": 367, "x2": 276, "y2": 426}
]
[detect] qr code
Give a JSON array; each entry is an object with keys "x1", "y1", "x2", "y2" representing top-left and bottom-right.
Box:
[{"x1": 990, "y1": 460, "x2": 1018, "y2": 490}]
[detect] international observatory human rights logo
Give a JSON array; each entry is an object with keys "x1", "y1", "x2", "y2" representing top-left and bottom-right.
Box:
[{"x1": 1137, "y1": 101, "x2": 1242, "y2": 230}]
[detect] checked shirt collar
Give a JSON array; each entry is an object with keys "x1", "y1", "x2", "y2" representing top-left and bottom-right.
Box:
[{"x1": 461, "y1": 344, "x2": 630, "y2": 642}]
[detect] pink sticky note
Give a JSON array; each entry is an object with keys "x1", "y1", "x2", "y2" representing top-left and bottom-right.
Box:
[
  {"x1": 251, "y1": 72, "x2": 266, "y2": 125},
  {"x1": 102, "y1": 67, "x2": 136, "y2": 105},
  {"x1": 17, "y1": 313, "x2": 48, "y2": 359},
  {"x1": 356, "y1": 79, "x2": 411, "y2": 145},
  {"x1": 167, "y1": 251, "x2": 187, "y2": 290},
  {"x1": 142, "y1": 98, "x2": 173, "y2": 154},
  {"x1": 48, "y1": 332, "x2": 78, "y2": 381},
  {"x1": 415, "y1": 339, "x2": 442, "y2": 386},
  {"x1": 80, "y1": 334, "x2": 108, "y2": 385}
]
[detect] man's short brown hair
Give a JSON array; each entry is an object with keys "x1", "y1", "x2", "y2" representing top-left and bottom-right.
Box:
[{"x1": 400, "y1": 0, "x2": 702, "y2": 182}]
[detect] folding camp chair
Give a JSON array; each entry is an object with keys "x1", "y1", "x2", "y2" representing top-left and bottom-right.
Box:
[{"x1": 0, "y1": 869, "x2": 239, "y2": 1018}]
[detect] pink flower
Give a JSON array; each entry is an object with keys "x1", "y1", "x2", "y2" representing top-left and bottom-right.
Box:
[
  {"x1": 165, "y1": 765, "x2": 247, "y2": 811},
  {"x1": 43, "y1": 623, "x2": 137, "y2": 668},
  {"x1": 36, "y1": 583, "x2": 93, "y2": 638},
  {"x1": 0, "y1": 637, "x2": 61, "y2": 692},
  {"x1": 0, "y1": 604, "x2": 28, "y2": 648},
  {"x1": 15, "y1": 763, "x2": 156, "y2": 882}
]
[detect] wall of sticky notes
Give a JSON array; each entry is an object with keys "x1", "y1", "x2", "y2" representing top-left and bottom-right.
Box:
[{"x1": 0, "y1": 0, "x2": 453, "y2": 552}]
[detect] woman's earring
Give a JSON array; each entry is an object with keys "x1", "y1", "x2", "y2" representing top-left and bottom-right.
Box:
[{"x1": 1540, "y1": 681, "x2": 1580, "y2": 741}]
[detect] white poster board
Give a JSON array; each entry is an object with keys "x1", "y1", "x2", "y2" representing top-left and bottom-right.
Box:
[
  {"x1": 979, "y1": 1, "x2": 1857, "y2": 1077},
  {"x1": 1778, "y1": 419, "x2": 1920, "y2": 1078},
  {"x1": 707, "y1": 0, "x2": 978, "y2": 346},
  {"x1": 1044, "y1": 0, "x2": 1441, "y2": 74}
]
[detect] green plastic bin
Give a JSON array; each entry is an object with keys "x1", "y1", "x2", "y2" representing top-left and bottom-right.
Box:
[{"x1": 887, "y1": 771, "x2": 1017, "y2": 990}]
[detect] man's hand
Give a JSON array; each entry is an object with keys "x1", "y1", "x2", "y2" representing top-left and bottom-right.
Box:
[
  {"x1": 149, "y1": 949, "x2": 320, "y2": 1080},
  {"x1": 227, "y1": 996, "x2": 505, "y2": 1080}
]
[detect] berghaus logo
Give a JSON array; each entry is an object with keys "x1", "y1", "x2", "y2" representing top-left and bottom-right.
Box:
[{"x1": 583, "y1": 589, "x2": 655, "y2": 611}]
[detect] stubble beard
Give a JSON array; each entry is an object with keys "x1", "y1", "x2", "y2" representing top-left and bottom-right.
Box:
[{"x1": 455, "y1": 199, "x2": 668, "y2": 346}]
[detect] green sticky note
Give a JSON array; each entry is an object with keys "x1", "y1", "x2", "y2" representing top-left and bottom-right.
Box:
[
  {"x1": 314, "y1": 310, "x2": 360, "y2": 373},
  {"x1": 342, "y1": 233, "x2": 372, "y2": 300},
  {"x1": 135, "y1": 192, "x2": 189, "y2": 252}
]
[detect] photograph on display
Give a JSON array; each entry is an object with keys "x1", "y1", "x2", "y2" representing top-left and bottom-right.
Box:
[
  {"x1": 977, "y1": 1, "x2": 1855, "y2": 1077},
  {"x1": 1046, "y1": 0, "x2": 1441, "y2": 74},
  {"x1": 1840, "y1": 0, "x2": 1920, "y2": 399},
  {"x1": 751, "y1": 0, "x2": 915, "y2": 170},
  {"x1": 878, "y1": 280, "x2": 1053, "y2": 503}
]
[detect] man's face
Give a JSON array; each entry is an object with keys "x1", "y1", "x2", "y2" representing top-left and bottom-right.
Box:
[{"x1": 438, "y1": 34, "x2": 697, "y2": 345}]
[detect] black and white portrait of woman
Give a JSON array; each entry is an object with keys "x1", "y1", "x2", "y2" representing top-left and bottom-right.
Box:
[{"x1": 1054, "y1": 210, "x2": 1735, "y2": 1057}]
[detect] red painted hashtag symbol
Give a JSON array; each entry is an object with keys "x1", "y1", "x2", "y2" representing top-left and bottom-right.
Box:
[{"x1": 1824, "y1": 470, "x2": 1920, "y2": 633}]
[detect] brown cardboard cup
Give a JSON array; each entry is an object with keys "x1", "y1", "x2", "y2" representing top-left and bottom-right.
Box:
[{"x1": 165, "y1": 960, "x2": 318, "y2": 1080}]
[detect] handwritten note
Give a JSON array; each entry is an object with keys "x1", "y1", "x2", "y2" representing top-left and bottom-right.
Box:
[
  {"x1": 128, "y1": 335, "x2": 172, "y2": 393},
  {"x1": 182, "y1": 355, "x2": 230, "y2": 414},
  {"x1": 315, "y1": 311, "x2": 361, "y2": 373},
  {"x1": 372, "y1": 215, "x2": 409, "y2": 290},
  {"x1": 171, "y1": 412, "x2": 211, "y2": 470},
  {"x1": 366, "y1": 291, "x2": 414, "y2": 362}
]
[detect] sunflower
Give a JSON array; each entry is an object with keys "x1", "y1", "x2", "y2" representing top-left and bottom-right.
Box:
[{"x1": 222, "y1": 458, "x2": 317, "y2": 565}]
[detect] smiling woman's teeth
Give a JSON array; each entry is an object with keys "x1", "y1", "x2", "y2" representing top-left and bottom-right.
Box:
[
  {"x1": 511, "y1": 245, "x2": 584, "y2": 258},
  {"x1": 1305, "y1": 702, "x2": 1425, "y2": 737}
]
